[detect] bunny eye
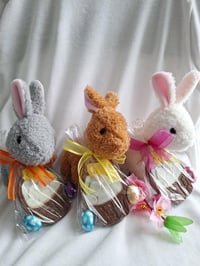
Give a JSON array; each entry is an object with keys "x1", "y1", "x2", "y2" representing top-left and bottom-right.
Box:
[
  {"x1": 170, "y1": 128, "x2": 176, "y2": 134},
  {"x1": 16, "y1": 135, "x2": 22, "y2": 144},
  {"x1": 99, "y1": 128, "x2": 107, "y2": 135}
]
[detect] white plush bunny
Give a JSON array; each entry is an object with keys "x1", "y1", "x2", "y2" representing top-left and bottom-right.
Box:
[
  {"x1": 143, "y1": 70, "x2": 200, "y2": 150},
  {"x1": 126, "y1": 70, "x2": 200, "y2": 205}
]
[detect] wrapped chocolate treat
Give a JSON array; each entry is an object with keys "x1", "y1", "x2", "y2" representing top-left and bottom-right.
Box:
[
  {"x1": 126, "y1": 71, "x2": 200, "y2": 205},
  {"x1": 0, "y1": 79, "x2": 71, "y2": 235},
  {"x1": 60, "y1": 86, "x2": 139, "y2": 231},
  {"x1": 130, "y1": 129, "x2": 194, "y2": 205}
]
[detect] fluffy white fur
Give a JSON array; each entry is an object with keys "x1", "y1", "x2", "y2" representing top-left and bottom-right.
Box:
[
  {"x1": 143, "y1": 104, "x2": 195, "y2": 151},
  {"x1": 126, "y1": 70, "x2": 200, "y2": 179}
]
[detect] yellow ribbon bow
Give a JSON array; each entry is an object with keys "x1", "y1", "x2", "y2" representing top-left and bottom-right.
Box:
[{"x1": 63, "y1": 139, "x2": 125, "y2": 194}]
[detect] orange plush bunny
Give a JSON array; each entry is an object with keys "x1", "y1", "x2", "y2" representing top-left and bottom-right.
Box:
[{"x1": 60, "y1": 86, "x2": 133, "y2": 230}]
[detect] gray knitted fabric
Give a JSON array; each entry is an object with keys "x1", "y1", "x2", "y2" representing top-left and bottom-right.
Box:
[
  {"x1": 1, "y1": 165, "x2": 10, "y2": 186},
  {"x1": 29, "y1": 80, "x2": 45, "y2": 115},
  {"x1": 6, "y1": 115, "x2": 55, "y2": 165},
  {"x1": 5, "y1": 79, "x2": 55, "y2": 166}
]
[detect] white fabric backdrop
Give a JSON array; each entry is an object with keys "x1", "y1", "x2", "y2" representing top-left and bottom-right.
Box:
[{"x1": 0, "y1": 0, "x2": 200, "y2": 265}]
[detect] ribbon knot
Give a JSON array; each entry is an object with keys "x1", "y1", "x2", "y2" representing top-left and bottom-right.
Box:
[
  {"x1": 63, "y1": 139, "x2": 125, "y2": 194},
  {"x1": 0, "y1": 149, "x2": 56, "y2": 200},
  {"x1": 130, "y1": 129, "x2": 174, "y2": 171}
]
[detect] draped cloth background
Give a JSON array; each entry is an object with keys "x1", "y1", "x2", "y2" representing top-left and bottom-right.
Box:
[{"x1": 0, "y1": 0, "x2": 200, "y2": 265}]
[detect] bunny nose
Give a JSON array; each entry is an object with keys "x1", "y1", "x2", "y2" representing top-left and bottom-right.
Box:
[{"x1": 170, "y1": 128, "x2": 176, "y2": 134}]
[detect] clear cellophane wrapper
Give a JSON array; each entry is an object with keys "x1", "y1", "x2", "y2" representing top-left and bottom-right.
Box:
[
  {"x1": 145, "y1": 154, "x2": 195, "y2": 206},
  {"x1": 78, "y1": 161, "x2": 130, "y2": 231},
  {"x1": 0, "y1": 131, "x2": 9, "y2": 186},
  {"x1": 129, "y1": 126, "x2": 195, "y2": 206},
  {"x1": 13, "y1": 166, "x2": 71, "y2": 236},
  {"x1": 64, "y1": 125, "x2": 130, "y2": 232}
]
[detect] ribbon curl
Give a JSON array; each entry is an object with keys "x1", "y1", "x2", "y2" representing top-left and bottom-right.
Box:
[
  {"x1": 0, "y1": 149, "x2": 56, "y2": 200},
  {"x1": 63, "y1": 139, "x2": 125, "y2": 194},
  {"x1": 130, "y1": 129, "x2": 174, "y2": 171}
]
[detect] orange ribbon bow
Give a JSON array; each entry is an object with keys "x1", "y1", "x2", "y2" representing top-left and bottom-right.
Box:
[{"x1": 0, "y1": 149, "x2": 56, "y2": 200}]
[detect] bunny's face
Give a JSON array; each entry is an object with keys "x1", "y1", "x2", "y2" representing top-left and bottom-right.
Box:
[
  {"x1": 143, "y1": 71, "x2": 200, "y2": 152},
  {"x1": 6, "y1": 115, "x2": 55, "y2": 165},
  {"x1": 86, "y1": 107, "x2": 130, "y2": 159},
  {"x1": 6, "y1": 79, "x2": 55, "y2": 165},
  {"x1": 143, "y1": 105, "x2": 195, "y2": 152},
  {"x1": 84, "y1": 86, "x2": 130, "y2": 160}
]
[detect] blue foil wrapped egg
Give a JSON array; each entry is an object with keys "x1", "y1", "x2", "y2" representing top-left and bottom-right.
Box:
[
  {"x1": 81, "y1": 210, "x2": 95, "y2": 232},
  {"x1": 23, "y1": 215, "x2": 42, "y2": 232}
]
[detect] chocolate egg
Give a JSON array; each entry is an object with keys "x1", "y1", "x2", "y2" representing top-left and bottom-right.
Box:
[
  {"x1": 23, "y1": 215, "x2": 42, "y2": 232},
  {"x1": 127, "y1": 185, "x2": 140, "y2": 205},
  {"x1": 81, "y1": 210, "x2": 95, "y2": 232}
]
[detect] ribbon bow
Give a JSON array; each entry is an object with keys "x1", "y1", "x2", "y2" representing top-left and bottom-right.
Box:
[
  {"x1": 130, "y1": 129, "x2": 174, "y2": 171},
  {"x1": 63, "y1": 139, "x2": 125, "y2": 194},
  {"x1": 0, "y1": 149, "x2": 56, "y2": 200}
]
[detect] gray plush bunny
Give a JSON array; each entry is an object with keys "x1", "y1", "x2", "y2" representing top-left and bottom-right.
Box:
[
  {"x1": 1, "y1": 79, "x2": 55, "y2": 185},
  {"x1": 6, "y1": 79, "x2": 55, "y2": 165},
  {"x1": 1, "y1": 79, "x2": 70, "y2": 232}
]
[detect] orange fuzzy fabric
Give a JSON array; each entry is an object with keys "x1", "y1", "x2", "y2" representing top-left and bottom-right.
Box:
[
  {"x1": 60, "y1": 150, "x2": 80, "y2": 186},
  {"x1": 86, "y1": 107, "x2": 130, "y2": 160},
  {"x1": 86, "y1": 86, "x2": 119, "y2": 110},
  {"x1": 60, "y1": 86, "x2": 130, "y2": 188}
]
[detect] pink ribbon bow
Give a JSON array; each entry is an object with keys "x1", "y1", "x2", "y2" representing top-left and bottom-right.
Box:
[{"x1": 130, "y1": 129, "x2": 174, "y2": 171}]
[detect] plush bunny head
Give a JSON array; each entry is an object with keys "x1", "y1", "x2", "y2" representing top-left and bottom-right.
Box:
[
  {"x1": 142, "y1": 71, "x2": 200, "y2": 152},
  {"x1": 85, "y1": 86, "x2": 130, "y2": 160},
  {"x1": 6, "y1": 79, "x2": 55, "y2": 165}
]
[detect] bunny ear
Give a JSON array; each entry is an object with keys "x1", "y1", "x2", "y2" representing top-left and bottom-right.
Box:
[
  {"x1": 152, "y1": 72, "x2": 176, "y2": 107},
  {"x1": 29, "y1": 80, "x2": 45, "y2": 114},
  {"x1": 176, "y1": 70, "x2": 200, "y2": 104},
  {"x1": 84, "y1": 85, "x2": 107, "y2": 112},
  {"x1": 11, "y1": 79, "x2": 32, "y2": 119},
  {"x1": 105, "y1": 92, "x2": 119, "y2": 109}
]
